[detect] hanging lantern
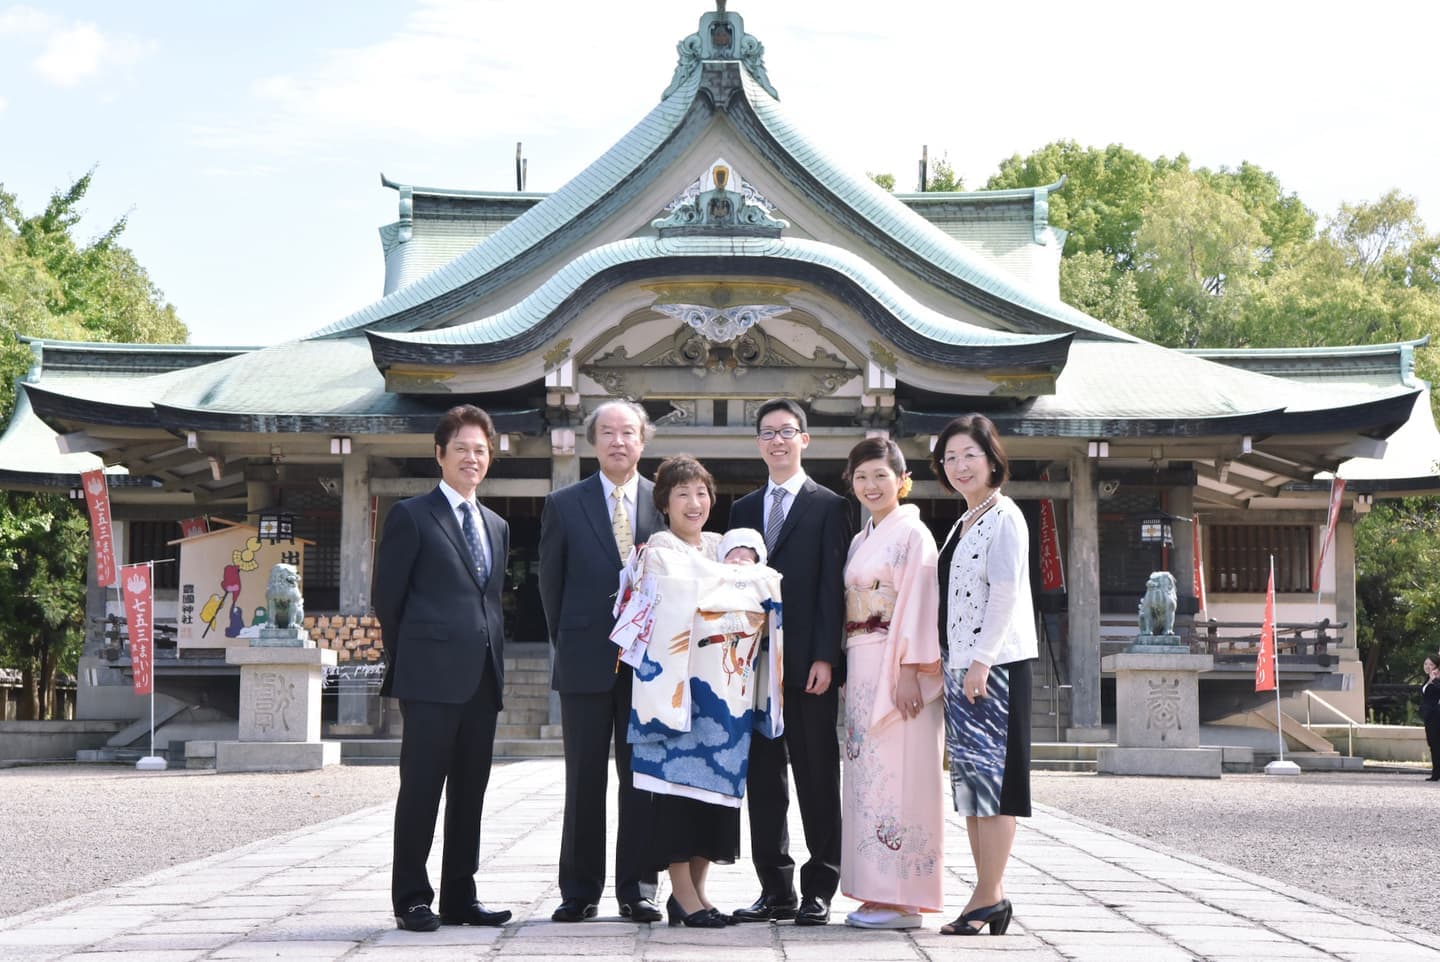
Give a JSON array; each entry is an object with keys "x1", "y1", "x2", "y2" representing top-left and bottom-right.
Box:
[
  {"x1": 1138, "y1": 507, "x2": 1174, "y2": 546},
  {"x1": 256, "y1": 505, "x2": 295, "y2": 544}
]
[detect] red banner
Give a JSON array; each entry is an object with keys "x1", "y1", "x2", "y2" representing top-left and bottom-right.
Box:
[
  {"x1": 1037, "y1": 471, "x2": 1065, "y2": 591},
  {"x1": 1313, "y1": 477, "x2": 1346, "y2": 588},
  {"x1": 120, "y1": 562, "x2": 154, "y2": 695},
  {"x1": 179, "y1": 516, "x2": 209, "y2": 539},
  {"x1": 1192, "y1": 517, "x2": 1207, "y2": 614},
  {"x1": 1255, "y1": 565, "x2": 1276, "y2": 692},
  {"x1": 80, "y1": 468, "x2": 116, "y2": 588}
]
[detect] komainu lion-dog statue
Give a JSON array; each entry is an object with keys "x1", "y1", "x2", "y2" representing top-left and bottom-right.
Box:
[
  {"x1": 1137, "y1": 570, "x2": 1178, "y2": 636},
  {"x1": 266, "y1": 563, "x2": 304, "y2": 630}
]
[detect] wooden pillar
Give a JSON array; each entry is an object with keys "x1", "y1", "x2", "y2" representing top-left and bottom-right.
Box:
[
  {"x1": 548, "y1": 436, "x2": 580, "y2": 725},
  {"x1": 1169, "y1": 484, "x2": 1196, "y2": 611},
  {"x1": 338, "y1": 451, "x2": 372, "y2": 615},
  {"x1": 1066, "y1": 454, "x2": 1104, "y2": 736},
  {"x1": 1334, "y1": 515, "x2": 1357, "y2": 649}
]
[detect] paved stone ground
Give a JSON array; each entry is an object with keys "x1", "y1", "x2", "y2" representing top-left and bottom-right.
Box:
[{"x1": 2, "y1": 759, "x2": 1437, "y2": 961}]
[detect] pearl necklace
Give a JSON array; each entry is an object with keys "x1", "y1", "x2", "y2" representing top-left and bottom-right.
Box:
[{"x1": 960, "y1": 489, "x2": 999, "y2": 525}]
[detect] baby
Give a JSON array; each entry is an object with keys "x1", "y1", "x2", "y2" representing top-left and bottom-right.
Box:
[{"x1": 718, "y1": 527, "x2": 767, "y2": 566}]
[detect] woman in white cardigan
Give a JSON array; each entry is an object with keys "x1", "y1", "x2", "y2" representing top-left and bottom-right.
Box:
[{"x1": 930, "y1": 414, "x2": 1038, "y2": 937}]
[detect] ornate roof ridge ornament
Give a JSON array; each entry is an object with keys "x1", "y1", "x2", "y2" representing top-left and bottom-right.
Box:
[
  {"x1": 662, "y1": 3, "x2": 778, "y2": 101},
  {"x1": 652, "y1": 302, "x2": 791, "y2": 344},
  {"x1": 653, "y1": 161, "x2": 788, "y2": 237}
]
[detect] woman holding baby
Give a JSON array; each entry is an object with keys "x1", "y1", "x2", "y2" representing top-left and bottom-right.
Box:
[{"x1": 617, "y1": 454, "x2": 784, "y2": 927}]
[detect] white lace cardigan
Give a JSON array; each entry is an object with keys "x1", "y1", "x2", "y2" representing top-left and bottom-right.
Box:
[{"x1": 942, "y1": 495, "x2": 1039, "y2": 671}]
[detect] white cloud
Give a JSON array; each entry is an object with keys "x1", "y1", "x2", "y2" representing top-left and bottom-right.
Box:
[
  {"x1": 0, "y1": 4, "x2": 53, "y2": 36},
  {"x1": 194, "y1": 0, "x2": 678, "y2": 156},
  {"x1": 32, "y1": 20, "x2": 152, "y2": 87},
  {"x1": 0, "y1": 94, "x2": 8, "y2": 112},
  {"x1": 0, "y1": 7, "x2": 154, "y2": 87}
]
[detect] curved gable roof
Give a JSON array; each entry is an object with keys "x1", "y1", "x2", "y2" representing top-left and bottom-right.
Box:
[{"x1": 305, "y1": 11, "x2": 1133, "y2": 346}]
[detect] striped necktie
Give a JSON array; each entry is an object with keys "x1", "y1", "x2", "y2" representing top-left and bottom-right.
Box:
[{"x1": 765, "y1": 486, "x2": 787, "y2": 553}]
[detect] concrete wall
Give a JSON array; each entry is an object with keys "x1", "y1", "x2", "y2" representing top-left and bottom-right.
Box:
[{"x1": 0, "y1": 720, "x2": 124, "y2": 761}]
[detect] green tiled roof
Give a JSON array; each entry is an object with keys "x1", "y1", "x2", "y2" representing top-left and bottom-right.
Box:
[
  {"x1": 304, "y1": 27, "x2": 1130, "y2": 345},
  {"x1": 371, "y1": 235, "x2": 1066, "y2": 352}
]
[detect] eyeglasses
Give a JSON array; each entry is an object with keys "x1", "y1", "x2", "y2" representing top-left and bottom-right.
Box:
[
  {"x1": 941, "y1": 452, "x2": 986, "y2": 467},
  {"x1": 758, "y1": 426, "x2": 801, "y2": 441}
]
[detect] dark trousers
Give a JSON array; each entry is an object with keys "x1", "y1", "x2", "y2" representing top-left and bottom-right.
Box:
[
  {"x1": 391, "y1": 670, "x2": 500, "y2": 915},
  {"x1": 745, "y1": 684, "x2": 841, "y2": 901},
  {"x1": 557, "y1": 668, "x2": 658, "y2": 905},
  {"x1": 1427, "y1": 718, "x2": 1440, "y2": 777}
]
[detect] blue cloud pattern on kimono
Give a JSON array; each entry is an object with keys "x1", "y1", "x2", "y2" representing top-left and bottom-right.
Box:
[
  {"x1": 628, "y1": 678, "x2": 763, "y2": 799},
  {"x1": 635, "y1": 649, "x2": 664, "y2": 682}
]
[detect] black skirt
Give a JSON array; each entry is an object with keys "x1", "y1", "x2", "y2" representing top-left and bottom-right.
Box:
[{"x1": 647, "y1": 793, "x2": 741, "y2": 869}]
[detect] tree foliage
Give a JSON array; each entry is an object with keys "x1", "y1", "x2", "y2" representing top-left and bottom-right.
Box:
[
  {"x1": 1354, "y1": 499, "x2": 1440, "y2": 708},
  {"x1": 923, "y1": 152, "x2": 963, "y2": 192},
  {"x1": 0, "y1": 172, "x2": 187, "y2": 717},
  {"x1": 991, "y1": 140, "x2": 1440, "y2": 691}
]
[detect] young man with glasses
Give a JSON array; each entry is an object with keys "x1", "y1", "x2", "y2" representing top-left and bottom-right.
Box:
[{"x1": 728, "y1": 398, "x2": 852, "y2": 926}]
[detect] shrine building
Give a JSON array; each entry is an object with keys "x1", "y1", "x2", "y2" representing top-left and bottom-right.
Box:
[{"x1": 4, "y1": 4, "x2": 1438, "y2": 747}]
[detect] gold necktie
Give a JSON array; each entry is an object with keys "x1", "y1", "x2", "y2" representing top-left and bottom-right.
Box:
[{"x1": 612, "y1": 487, "x2": 634, "y2": 561}]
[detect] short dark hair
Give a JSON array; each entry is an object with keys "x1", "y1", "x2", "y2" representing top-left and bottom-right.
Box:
[
  {"x1": 434, "y1": 404, "x2": 497, "y2": 452},
  {"x1": 754, "y1": 398, "x2": 807, "y2": 434},
  {"x1": 652, "y1": 455, "x2": 716, "y2": 514},
  {"x1": 843, "y1": 436, "x2": 906, "y2": 489},
  {"x1": 930, "y1": 414, "x2": 1009, "y2": 493}
]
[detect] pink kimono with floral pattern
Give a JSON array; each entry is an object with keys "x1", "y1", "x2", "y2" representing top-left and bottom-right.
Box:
[{"x1": 840, "y1": 503, "x2": 944, "y2": 912}]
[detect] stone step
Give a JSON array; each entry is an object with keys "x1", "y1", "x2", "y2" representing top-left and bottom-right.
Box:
[
  {"x1": 496, "y1": 724, "x2": 542, "y2": 739},
  {"x1": 496, "y1": 708, "x2": 548, "y2": 727},
  {"x1": 495, "y1": 738, "x2": 565, "y2": 758},
  {"x1": 336, "y1": 737, "x2": 567, "y2": 765},
  {"x1": 505, "y1": 669, "x2": 550, "y2": 687},
  {"x1": 498, "y1": 693, "x2": 550, "y2": 711},
  {"x1": 1033, "y1": 759, "x2": 1097, "y2": 773},
  {"x1": 502, "y1": 660, "x2": 549, "y2": 675}
]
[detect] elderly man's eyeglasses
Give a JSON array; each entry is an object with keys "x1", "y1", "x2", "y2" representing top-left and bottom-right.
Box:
[{"x1": 758, "y1": 426, "x2": 801, "y2": 441}]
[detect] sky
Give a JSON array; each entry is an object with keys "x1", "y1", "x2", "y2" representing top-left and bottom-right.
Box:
[{"x1": 2, "y1": 0, "x2": 1438, "y2": 347}]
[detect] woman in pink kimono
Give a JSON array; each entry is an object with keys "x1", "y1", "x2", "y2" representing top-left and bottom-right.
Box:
[{"x1": 839, "y1": 437, "x2": 944, "y2": 930}]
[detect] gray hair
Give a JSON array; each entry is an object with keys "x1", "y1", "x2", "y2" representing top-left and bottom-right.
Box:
[{"x1": 583, "y1": 399, "x2": 655, "y2": 446}]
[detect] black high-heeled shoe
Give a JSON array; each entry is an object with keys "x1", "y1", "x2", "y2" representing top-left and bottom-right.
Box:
[
  {"x1": 940, "y1": 898, "x2": 1013, "y2": 936},
  {"x1": 666, "y1": 895, "x2": 728, "y2": 928}
]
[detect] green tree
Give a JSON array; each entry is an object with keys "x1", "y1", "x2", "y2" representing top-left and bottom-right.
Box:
[
  {"x1": 987, "y1": 140, "x2": 1186, "y2": 265},
  {"x1": 1354, "y1": 498, "x2": 1440, "y2": 711},
  {"x1": 0, "y1": 172, "x2": 187, "y2": 717},
  {"x1": 1059, "y1": 250, "x2": 1148, "y2": 332},
  {"x1": 0, "y1": 492, "x2": 89, "y2": 720},
  {"x1": 1131, "y1": 171, "x2": 1267, "y2": 348},
  {"x1": 867, "y1": 171, "x2": 896, "y2": 192},
  {"x1": 923, "y1": 152, "x2": 963, "y2": 192}
]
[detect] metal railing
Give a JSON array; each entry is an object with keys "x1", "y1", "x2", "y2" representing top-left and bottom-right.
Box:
[
  {"x1": 1300, "y1": 689, "x2": 1361, "y2": 757},
  {"x1": 1037, "y1": 612, "x2": 1072, "y2": 742}
]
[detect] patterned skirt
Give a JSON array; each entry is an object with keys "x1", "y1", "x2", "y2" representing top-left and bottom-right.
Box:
[{"x1": 943, "y1": 659, "x2": 1033, "y2": 818}]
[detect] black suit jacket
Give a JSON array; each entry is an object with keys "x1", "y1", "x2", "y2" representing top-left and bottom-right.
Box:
[
  {"x1": 731, "y1": 476, "x2": 851, "y2": 687},
  {"x1": 374, "y1": 486, "x2": 508, "y2": 706},
  {"x1": 540, "y1": 473, "x2": 663, "y2": 694}
]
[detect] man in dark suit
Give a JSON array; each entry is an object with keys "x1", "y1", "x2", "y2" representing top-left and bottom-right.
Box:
[
  {"x1": 375, "y1": 404, "x2": 512, "y2": 932},
  {"x1": 729, "y1": 398, "x2": 852, "y2": 926},
  {"x1": 540, "y1": 400, "x2": 664, "y2": 924}
]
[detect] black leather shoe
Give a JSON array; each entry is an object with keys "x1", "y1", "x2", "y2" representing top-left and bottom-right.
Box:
[
  {"x1": 620, "y1": 897, "x2": 663, "y2": 923},
  {"x1": 440, "y1": 902, "x2": 511, "y2": 926},
  {"x1": 794, "y1": 895, "x2": 830, "y2": 926},
  {"x1": 395, "y1": 904, "x2": 441, "y2": 931},
  {"x1": 551, "y1": 898, "x2": 599, "y2": 923},
  {"x1": 731, "y1": 893, "x2": 798, "y2": 922}
]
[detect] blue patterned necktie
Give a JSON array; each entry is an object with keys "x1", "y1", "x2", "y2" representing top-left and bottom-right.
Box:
[
  {"x1": 460, "y1": 502, "x2": 489, "y2": 585},
  {"x1": 765, "y1": 486, "x2": 787, "y2": 553}
]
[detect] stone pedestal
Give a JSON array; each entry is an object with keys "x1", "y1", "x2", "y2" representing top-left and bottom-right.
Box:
[
  {"x1": 1098, "y1": 651, "x2": 1221, "y2": 778},
  {"x1": 216, "y1": 645, "x2": 338, "y2": 773}
]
